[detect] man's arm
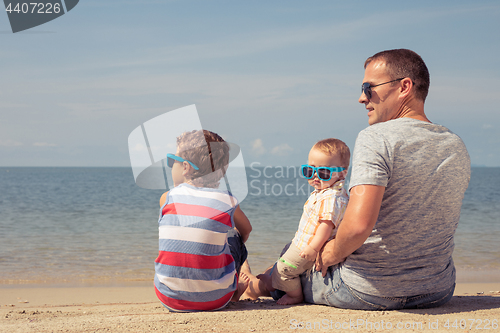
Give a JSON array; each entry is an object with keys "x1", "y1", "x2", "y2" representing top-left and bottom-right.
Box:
[{"x1": 316, "y1": 184, "x2": 385, "y2": 277}]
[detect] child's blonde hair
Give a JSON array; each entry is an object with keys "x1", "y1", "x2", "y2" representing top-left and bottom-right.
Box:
[
  {"x1": 176, "y1": 130, "x2": 229, "y2": 188},
  {"x1": 312, "y1": 138, "x2": 350, "y2": 169}
]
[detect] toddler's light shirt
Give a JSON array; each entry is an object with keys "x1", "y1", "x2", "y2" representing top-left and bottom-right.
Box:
[{"x1": 292, "y1": 180, "x2": 349, "y2": 251}]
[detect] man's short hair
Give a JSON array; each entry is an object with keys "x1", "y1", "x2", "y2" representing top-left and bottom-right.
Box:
[
  {"x1": 177, "y1": 130, "x2": 229, "y2": 187},
  {"x1": 313, "y1": 138, "x2": 350, "y2": 169},
  {"x1": 365, "y1": 49, "x2": 430, "y2": 102}
]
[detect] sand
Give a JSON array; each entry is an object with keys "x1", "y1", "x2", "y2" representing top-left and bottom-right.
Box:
[{"x1": 1, "y1": 283, "x2": 500, "y2": 333}]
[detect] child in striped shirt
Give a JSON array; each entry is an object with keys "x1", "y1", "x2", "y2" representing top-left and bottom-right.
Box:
[
  {"x1": 154, "y1": 130, "x2": 252, "y2": 312},
  {"x1": 263, "y1": 138, "x2": 350, "y2": 305}
]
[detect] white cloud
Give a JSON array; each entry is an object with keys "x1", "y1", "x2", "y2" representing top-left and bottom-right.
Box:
[
  {"x1": 0, "y1": 139, "x2": 23, "y2": 147},
  {"x1": 251, "y1": 138, "x2": 266, "y2": 156},
  {"x1": 270, "y1": 143, "x2": 293, "y2": 156}
]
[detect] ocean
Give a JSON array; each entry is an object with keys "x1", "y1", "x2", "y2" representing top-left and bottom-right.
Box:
[{"x1": 0, "y1": 166, "x2": 499, "y2": 285}]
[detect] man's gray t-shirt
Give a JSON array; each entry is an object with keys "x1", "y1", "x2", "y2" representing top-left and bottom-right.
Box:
[{"x1": 342, "y1": 118, "x2": 470, "y2": 296}]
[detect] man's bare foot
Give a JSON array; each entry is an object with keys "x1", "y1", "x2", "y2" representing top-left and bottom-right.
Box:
[
  {"x1": 256, "y1": 272, "x2": 275, "y2": 292},
  {"x1": 240, "y1": 260, "x2": 272, "y2": 300},
  {"x1": 231, "y1": 272, "x2": 250, "y2": 301},
  {"x1": 277, "y1": 293, "x2": 303, "y2": 305}
]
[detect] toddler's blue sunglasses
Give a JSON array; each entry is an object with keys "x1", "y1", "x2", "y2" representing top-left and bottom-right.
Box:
[
  {"x1": 166, "y1": 154, "x2": 199, "y2": 170},
  {"x1": 300, "y1": 164, "x2": 345, "y2": 182}
]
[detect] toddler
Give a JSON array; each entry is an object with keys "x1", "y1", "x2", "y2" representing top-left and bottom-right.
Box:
[{"x1": 263, "y1": 138, "x2": 350, "y2": 305}]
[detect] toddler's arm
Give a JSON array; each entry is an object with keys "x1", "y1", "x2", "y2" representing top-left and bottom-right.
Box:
[
  {"x1": 300, "y1": 220, "x2": 334, "y2": 261},
  {"x1": 233, "y1": 206, "x2": 252, "y2": 243}
]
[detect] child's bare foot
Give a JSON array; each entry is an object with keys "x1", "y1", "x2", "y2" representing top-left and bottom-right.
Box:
[
  {"x1": 240, "y1": 260, "x2": 272, "y2": 300},
  {"x1": 277, "y1": 293, "x2": 303, "y2": 305},
  {"x1": 231, "y1": 272, "x2": 250, "y2": 301}
]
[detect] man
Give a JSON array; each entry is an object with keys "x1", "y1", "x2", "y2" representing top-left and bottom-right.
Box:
[{"x1": 243, "y1": 49, "x2": 470, "y2": 310}]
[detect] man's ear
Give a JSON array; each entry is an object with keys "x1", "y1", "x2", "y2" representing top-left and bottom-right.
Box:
[{"x1": 399, "y1": 78, "x2": 413, "y2": 99}]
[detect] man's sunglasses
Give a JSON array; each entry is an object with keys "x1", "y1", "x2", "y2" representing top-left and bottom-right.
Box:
[
  {"x1": 361, "y1": 78, "x2": 404, "y2": 100},
  {"x1": 300, "y1": 164, "x2": 345, "y2": 182},
  {"x1": 166, "y1": 153, "x2": 199, "y2": 170}
]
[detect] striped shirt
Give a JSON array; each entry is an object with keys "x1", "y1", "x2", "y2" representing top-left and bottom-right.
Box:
[
  {"x1": 293, "y1": 181, "x2": 349, "y2": 250},
  {"x1": 154, "y1": 183, "x2": 238, "y2": 312}
]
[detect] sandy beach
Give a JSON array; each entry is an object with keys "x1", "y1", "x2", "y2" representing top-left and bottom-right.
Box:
[{"x1": 2, "y1": 283, "x2": 499, "y2": 332}]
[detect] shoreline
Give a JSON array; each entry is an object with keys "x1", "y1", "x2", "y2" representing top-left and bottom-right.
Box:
[
  {"x1": 2, "y1": 266, "x2": 499, "y2": 287},
  {"x1": 2, "y1": 282, "x2": 500, "y2": 307},
  {"x1": 2, "y1": 283, "x2": 499, "y2": 333}
]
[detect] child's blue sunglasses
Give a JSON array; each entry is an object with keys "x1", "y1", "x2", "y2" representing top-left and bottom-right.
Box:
[
  {"x1": 300, "y1": 164, "x2": 345, "y2": 182},
  {"x1": 166, "y1": 154, "x2": 199, "y2": 170}
]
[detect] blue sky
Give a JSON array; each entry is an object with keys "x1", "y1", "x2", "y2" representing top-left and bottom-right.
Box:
[{"x1": 1, "y1": 0, "x2": 499, "y2": 167}]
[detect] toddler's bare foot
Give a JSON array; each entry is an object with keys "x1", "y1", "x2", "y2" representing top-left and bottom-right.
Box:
[
  {"x1": 277, "y1": 293, "x2": 303, "y2": 305},
  {"x1": 231, "y1": 272, "x2": 250, "y2": 301}
]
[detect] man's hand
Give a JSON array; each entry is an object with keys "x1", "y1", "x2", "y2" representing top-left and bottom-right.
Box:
[
  {"x1": 299, "y1": 244, "x2": 318, "y2": 262},
  {"x1": 315, "y1": 239, "x2": 340, "y2": 277}
]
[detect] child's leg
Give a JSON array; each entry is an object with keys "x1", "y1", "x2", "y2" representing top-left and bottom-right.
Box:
[
  {"x1": 260, "y1": 264, "x2": 303, "y2": 304},
  {"x1": 227, "y1": 228, "x2": 250, "y2": 301},
  {"x1": 241, "y1": 261, "x2": 272, "y2": 300},
  {"x1": 227, "y1": 228, "x2": 248, "y2": 273},
  {"x1": 271, "y1": 261, "x2": 304, "y2": 305},
  {"x1": 231, "y1": 270, "x2": 250, "y2": 301},
  {"x1": 277, "y1": 286, "x2": 303, "y2": 305},
  {"x1": 271, "y1": 244, "x2": 314, "y2": 305}
]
